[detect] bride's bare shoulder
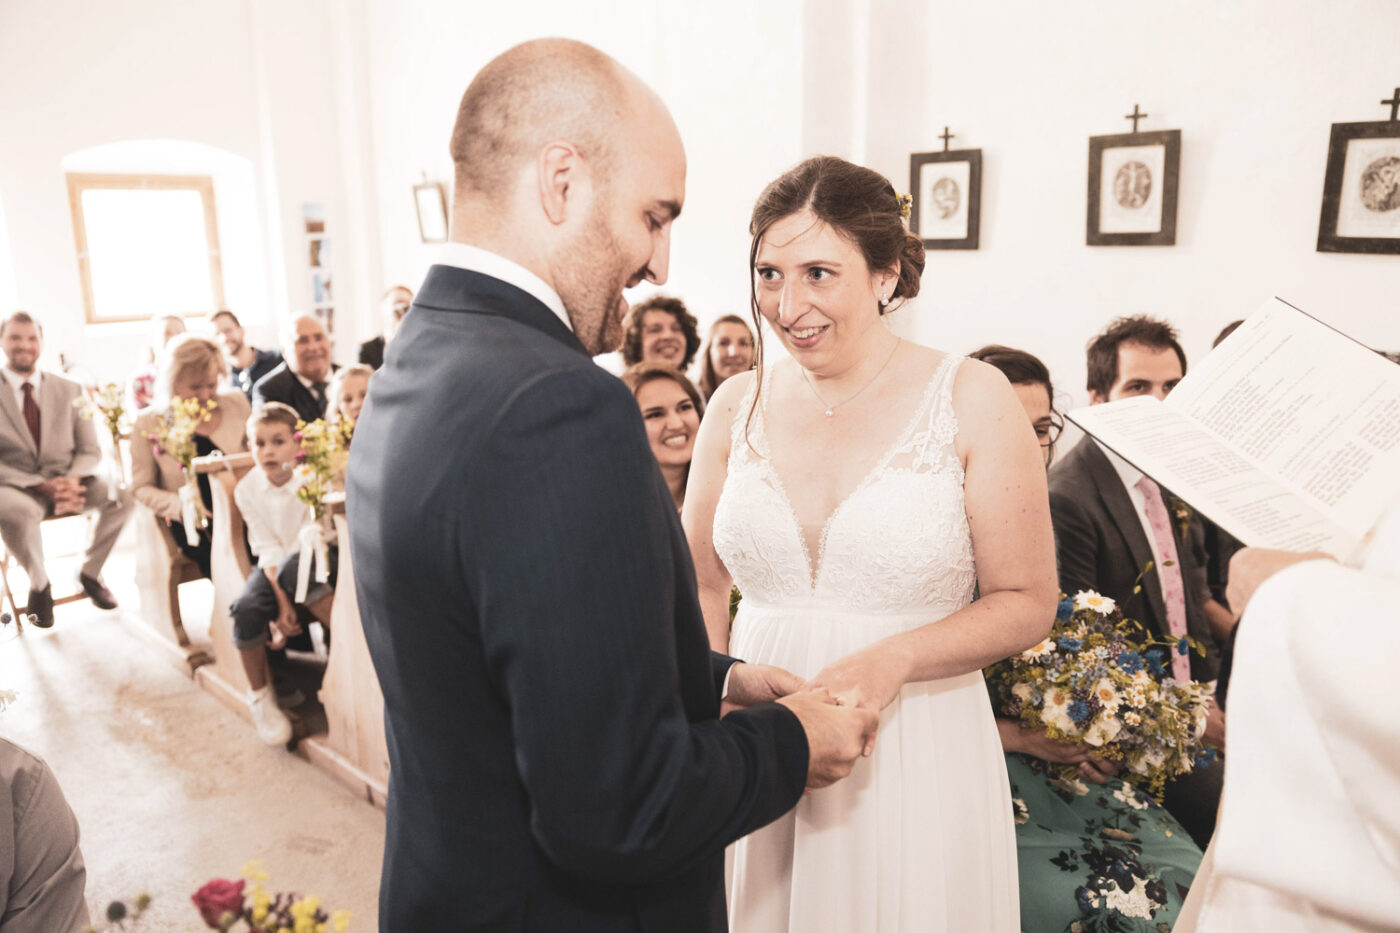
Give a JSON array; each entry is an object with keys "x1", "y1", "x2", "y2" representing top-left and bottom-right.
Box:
[{"x1": 705, "y1": 369, "x2": 757, "y2": 423}]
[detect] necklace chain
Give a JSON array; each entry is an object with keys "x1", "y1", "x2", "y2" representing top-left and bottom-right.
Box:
[{"x1": 800, "y1": 338, "x2": 903, "y2": 418}]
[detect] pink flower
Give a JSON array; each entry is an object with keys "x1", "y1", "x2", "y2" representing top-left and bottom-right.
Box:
[{"x1": 191, "y1": 878, "x2": 245, "y2": 928}]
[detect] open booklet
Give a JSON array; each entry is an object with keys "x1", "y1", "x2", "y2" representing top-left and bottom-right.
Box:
[{"x1": 1066, "y1": 297, "x2": 1400, "y2": 562}]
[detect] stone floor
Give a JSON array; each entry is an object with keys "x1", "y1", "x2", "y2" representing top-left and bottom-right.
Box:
[{"x1": 1, "y1": 522, "x2": 385, "y2": 930}]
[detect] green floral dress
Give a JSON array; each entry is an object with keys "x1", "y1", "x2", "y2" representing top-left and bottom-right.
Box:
[{"x1": 1006, "y1": 754, "x2": 1202, "y2": 933}]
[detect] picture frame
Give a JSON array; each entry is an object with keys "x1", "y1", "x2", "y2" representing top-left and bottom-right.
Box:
[
  {"x1": 413, "y1": 180, "x2": 449, "y2": 243},
  {"x1": 1086, "y1": 129, "x2": 1180, "y2": 246},
  {"x1": 909, "y1": 150, "x2": 981, "y2": 250},
  {"x1": 1316, "y1": 121, "x2": 1400, "y2": 254}
]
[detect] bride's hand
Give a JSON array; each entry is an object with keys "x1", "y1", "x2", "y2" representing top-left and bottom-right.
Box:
[{"x1": 807, "y1": 646, "x2": 911, "y2": 754}]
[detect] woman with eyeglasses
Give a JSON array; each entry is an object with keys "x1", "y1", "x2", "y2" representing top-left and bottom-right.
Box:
[{"x1": 970, "y1": 344, "x2": 1203, "y2": 933}]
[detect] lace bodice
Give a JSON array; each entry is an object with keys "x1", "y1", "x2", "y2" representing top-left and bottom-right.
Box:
[{"x1": 713, "y1": 354, "x2": 977, "y2": 616}]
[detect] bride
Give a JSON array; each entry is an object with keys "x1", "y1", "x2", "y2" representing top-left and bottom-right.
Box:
[{"x1": 683, "y1": 156, "x2": 1057, "y2": 932}]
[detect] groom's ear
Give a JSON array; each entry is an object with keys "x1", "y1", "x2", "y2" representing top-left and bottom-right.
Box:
[{"x1": 537, "y1": 140, "x2": 586, "y2": 226}]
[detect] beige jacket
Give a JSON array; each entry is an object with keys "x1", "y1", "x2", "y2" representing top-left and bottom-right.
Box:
[{"x1": 130, "y1": 390, "x2": 250, "y2": 520}]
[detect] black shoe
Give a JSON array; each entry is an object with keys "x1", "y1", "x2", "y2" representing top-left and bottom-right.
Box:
[
  {"x1": 26, "y1": 585, "x2": 54, "y2": 628},
  {"x1": 78, "y1": 573, "x2": 118, "y2": 610}
]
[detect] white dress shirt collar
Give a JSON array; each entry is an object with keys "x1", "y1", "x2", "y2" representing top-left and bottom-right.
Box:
[
  {"x1": 436, "y1": 242, "x2": 573, "y2": 334},
  {"x1": 3, "y1": 366, "x2": 40, "y2": 410},
  {"x1": 1097, "y1": 439, "x2": 1144, "y2": 489}
]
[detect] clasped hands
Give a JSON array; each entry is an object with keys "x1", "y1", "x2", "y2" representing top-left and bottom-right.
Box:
[
  {"x1": 31, "y1": 476, "x2": 85, "y2": 515},
  {"x1": 725, "y1": 645, "x2": 907, "y2": 789}
]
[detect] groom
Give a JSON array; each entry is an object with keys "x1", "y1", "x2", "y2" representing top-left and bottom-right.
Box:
[{"x1": 348, "y1": 39, "x2": 877, "y2": 931}]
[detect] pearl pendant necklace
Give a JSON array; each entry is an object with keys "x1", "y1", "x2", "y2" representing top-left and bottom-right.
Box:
[{"x1": 801, "y1": 338, "x2": 902, "y2": 418}]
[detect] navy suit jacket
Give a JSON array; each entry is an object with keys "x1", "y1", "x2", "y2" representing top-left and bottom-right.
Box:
[
  {"x1": 1048, "y1": 437, "x2": 1221, "y2": 681},
  {"x1": 250, "y1": 361, "x2": 331, "y2": 424},
  {"x1": 347, "y1": 265, "x2": 807, "y2": 932}
]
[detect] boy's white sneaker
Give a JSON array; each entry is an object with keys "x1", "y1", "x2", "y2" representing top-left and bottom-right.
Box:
[{"x1": 249, "y1": 685, "x2": 293, "y2": 746}]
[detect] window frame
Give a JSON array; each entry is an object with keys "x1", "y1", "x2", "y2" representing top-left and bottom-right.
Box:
[{"x1": 66, "y1": 172, "x2": 225, "y2": 325}]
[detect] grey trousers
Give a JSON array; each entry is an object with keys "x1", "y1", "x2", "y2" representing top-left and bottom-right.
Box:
[{"x1": 0, "y1": 477, "x2": 132, "y2": 591}]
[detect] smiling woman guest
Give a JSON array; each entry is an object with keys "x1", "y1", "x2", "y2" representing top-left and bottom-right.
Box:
[
  {"x1": 620, "y1": 294, "x2": 700, "y2": 371},
  {"x1": 130, "y1": 334, "x2": 251, "y2": 577},
  {"x1": 697, "y1": 314, "x2": 755, "y2": 400},
  {"x1": 623, "y1": 364, "x2": 704, "y2": 510}
]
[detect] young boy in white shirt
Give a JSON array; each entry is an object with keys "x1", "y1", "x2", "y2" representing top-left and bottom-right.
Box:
[{"x1": 230, "y1": 402, "x2": 337, "y2": 745}]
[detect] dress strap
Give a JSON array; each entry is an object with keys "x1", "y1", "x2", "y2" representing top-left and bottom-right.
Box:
[
  {"x1": 907, "y1": 354, "x2": 963, "y2": 473},
  {"x1": 727, "y1": 373, "x2": 766, "y2": 465}
]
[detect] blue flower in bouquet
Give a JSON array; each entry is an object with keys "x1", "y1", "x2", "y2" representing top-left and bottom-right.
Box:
[
  {"x1": 1057, "y1": 635, "x2": 1083, "y2": 652},
  {"x1": 1194, "y1": 747, "x2": 1218, "y2": 769},
  {"x1": 1144, "y1": 648, "x2": 1166, "y2": 676},
  {"x1": 1117, "y1": 650, "x2": 1144, "y2": 675},
  {"x1": 1067, "y1": 699, "x2": 1091, "y2": 724},
  {"x1": 1176, "y1": 636, "x2": 1190, "y2": 656},
  {"x1": 1073, "y1": 886, "x2": 1101, "y2": 916},
  {"x1": 1056, "y1": 597, "x2": 1074, "y2": 622}
]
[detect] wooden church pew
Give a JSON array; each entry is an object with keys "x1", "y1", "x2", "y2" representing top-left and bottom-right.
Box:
[
  {"x1": 302, "y1": 507, "x2": 391, "y2": 807},
  {"x1": 131, "y1": 504, "x2": 213, "y2": 674}
]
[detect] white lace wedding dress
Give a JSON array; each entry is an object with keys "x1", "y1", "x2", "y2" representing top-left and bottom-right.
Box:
[{"x1": 714, "y1": 354, "x2": 1019, "y2": 932}]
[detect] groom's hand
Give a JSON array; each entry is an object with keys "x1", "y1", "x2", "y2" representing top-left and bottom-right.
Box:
[
  {"x1": 777, "y1": 690, "x2": 879, "y2": 789},
  {"x1": 723, "y1": 662, "x2": 805, "y2": 715}
]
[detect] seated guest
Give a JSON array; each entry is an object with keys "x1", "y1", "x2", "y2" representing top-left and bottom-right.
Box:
[
  {"x1": 620, "y1": 295, "x2": 700, "y2": 371},
  {"x1": 1048, "y1": 315, "x2": 1226, "y2": 848},
  {"x1": 251, "y1": 313, "x2": 336, "y2": 424},
  {"x1": 326, "y1": 364, "x2": 372, "y2": 429},
  {"x1": 0, "y1": 311, "x2": 132, "y2": 627},
  {"x1": 696, "y1": 314, "x2": 755, "y2": 400},
  {"x1": 130, "y1": 335, "x2": 251, "y2": 578},
  {"x1": 973, "y1": 344, "x2": 1202, "y2": 932},
  {"x1": 0, "y1": 736, "x2": 89, "y2": 931},
  {"x1": 359, "y1": 285, "x2": 412, "y2": 370},
  {"x1": 127, "y1": 314, "x2": 186, "y2": 411},
  {"x1": 209, "y1": 309, "x2": 282, "y2": 399},
  {"x1": 622, "y1": 365, "x2": 702, "y2": 511},
  {"x1": 1176, "y1": 506, "x2": 1400, "y2": 931},
  {"x1": 230, "y1": 402, "x2": 337, "y2": 747}
]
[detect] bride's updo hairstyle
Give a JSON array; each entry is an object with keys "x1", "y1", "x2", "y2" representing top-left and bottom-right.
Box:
[{"x1": 742, "y1": 156, "x2": 926, "y2": 446}]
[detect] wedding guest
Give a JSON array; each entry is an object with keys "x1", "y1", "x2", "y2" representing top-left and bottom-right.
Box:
[
  {"x1": 0, "y1": 311, "x2": 132, "y2": 627},
  {"x1": 0, "y1": 736, "x2": 89, "y2": 932},
  {"x1": 973, "y1": 343, "x2": 1202, "y2": 932},
  {"x1": 1176, "y1": 504, "x2": 1400, "y2": 931},
  {"x1": 620, "y1": 294, "x2": 699, "y2": 370},
  {"x1": 1048, "y1": 315, "x2": 1225, "y2": 848},
  {"x1": 359, "y1": 285, "x2": 413, "y2": 370},
  {"x1": 130, "y1": 334, "x2": 251, "y2": 578},
  {"x1": 696, "y1": 314, "x2": 755, "y2": 400},
  {"x1": 229, "y1": 402, "x2": 337, "y2": 747},
  {"x1": 326, "y1": 364, "x2": 372, "y2": 429},
  {"x1": 208, "y1": 309, "x2": 282, "y2": 399},
  {"x1": 251, "y1": 313, "x2": 336, "y2": 424},
  {"x1": 623, "y1": 365, "x2": 703, "y2": 511},
  {"x1": 126, "y1": 314, "x2": 186, "y2": 411}
]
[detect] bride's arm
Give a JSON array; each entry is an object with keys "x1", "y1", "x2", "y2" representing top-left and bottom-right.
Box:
[
  {"x1": 683, "y1": 373, "x2": 750, "y2": 653},
  {"x1": 809, "y1": 360, "x2": 1058, "y2": 711}
]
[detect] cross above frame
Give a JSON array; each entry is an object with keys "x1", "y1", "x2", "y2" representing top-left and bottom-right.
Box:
[
  {"x1": 940, "y1": 126, "x2": 955, "y2": 151},
  {"x1": 1125, "y1": 104, "x2": 1148, "y2": 133},
  {"x1": 1383, "y1": 87, "x2": 1400, "y2": 121}
]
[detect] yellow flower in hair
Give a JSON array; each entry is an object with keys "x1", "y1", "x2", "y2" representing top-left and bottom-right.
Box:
[{"x1": 896, "y1": 192, "x2": 913, "y2": 219}]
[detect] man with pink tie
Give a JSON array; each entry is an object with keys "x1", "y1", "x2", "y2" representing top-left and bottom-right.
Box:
[{"x1": 1048, "y1": 315, "x2": 1227, "y2": 849}]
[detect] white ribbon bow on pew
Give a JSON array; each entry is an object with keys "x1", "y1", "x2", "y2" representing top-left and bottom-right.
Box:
[
  {"x1": 177, "y1": 483, "x2": 203, "y2": 546},
  {"x1": 294, "y1": 516, "x2": 332, "y2": 604}
]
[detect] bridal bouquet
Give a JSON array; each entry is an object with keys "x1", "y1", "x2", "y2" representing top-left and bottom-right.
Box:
[
  {"x1": 191, "y1": 860, "x2": 350, "y2": 932},
  {"x1": 985, "y1": 591, "x2": 1215, "y2": 798},
  {"x1": 289, "y1": 418, "x2": 351, "y2": 602},
  {"x1": 148, "y1": 395, "x2": 219, "y2": 544}
]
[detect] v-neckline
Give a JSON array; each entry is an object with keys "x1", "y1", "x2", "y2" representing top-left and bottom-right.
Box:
[{"x1": 754, "y1": 356, "x2": 951, "y2": 591}]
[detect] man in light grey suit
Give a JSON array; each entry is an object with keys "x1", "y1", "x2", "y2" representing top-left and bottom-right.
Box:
[{"x1": 0, "y1": 311, "x2": 131, "y2": 627}]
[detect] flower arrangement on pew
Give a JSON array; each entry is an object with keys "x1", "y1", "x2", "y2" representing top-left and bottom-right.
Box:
[
  {"x1": 191, "y1": 860, "x2": 350, "y2": 932},
  {"x1": 984, "y1": 590, "x2": 1215, "y2": 799},
  {"x1": 289, "y1": 418, "x2": 351, "y2": 602},
  {"x1": 147, "y1": 395, "x2": 219, "y2": 544},
  {"x1": 74, "y1": 382, "x2": 130, "y2": 487}
]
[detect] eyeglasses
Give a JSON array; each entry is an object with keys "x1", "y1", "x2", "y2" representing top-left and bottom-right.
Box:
[{"x1": 1036, "y1": 413, "x2": 1065, "y2": 449}]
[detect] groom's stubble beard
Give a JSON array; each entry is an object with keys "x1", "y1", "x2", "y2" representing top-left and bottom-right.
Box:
[{"x1": 555, "y1": 200, "x2": 632, "y2": 357}]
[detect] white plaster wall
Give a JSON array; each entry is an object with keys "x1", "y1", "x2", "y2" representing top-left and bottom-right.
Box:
[{"x1": 860, "y1": 0, "x2": 1400, "y2": 410}]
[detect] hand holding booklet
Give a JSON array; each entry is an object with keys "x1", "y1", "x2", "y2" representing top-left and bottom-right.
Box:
[{"x1": 1067, "y1": 297, "x2": 1400, "y2": 562}]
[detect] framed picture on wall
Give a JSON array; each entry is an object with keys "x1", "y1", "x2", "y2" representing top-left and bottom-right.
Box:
[
  {"x1": 414, "y1": 180, "x2": 449, "y2": 243},
  {"x1": 1317, "y1": 121, "x2": 1400, "y2": 254},
  {"x1": 1086, "y1": 129, "x2": 1180, "y2": 246},
  {"x1": 909, "y1": 150, "x2": 981, "y2": 250}
]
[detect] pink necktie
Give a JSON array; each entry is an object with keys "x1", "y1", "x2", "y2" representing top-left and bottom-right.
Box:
[{"x1": 1136, "y1": 475, "x2": 1192, "y2": 682}]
